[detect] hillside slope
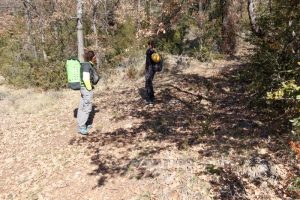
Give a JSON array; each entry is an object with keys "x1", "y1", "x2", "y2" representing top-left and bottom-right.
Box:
[{"x1": 0, "y1": 56, "x2": 299, "y2": 200}]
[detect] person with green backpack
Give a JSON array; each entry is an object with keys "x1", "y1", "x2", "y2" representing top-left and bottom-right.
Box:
[{"x1": 77, "y1": 50, "x2": 99, "y2": 135}]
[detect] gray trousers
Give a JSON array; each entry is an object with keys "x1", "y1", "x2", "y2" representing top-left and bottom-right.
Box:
[{"x1": 77, "y1": 87, "x2": 93, "y2": 129}]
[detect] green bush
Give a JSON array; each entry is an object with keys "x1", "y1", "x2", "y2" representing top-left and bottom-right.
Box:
[
  {"x1": 246, "y1": 1, "x2": 300, "y2": 135},
  {"x1": 1, "y1": 59, "x2": 66, "y2": 89}
]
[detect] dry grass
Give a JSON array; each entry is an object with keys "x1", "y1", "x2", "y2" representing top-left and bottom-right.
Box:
[
  {"x1": 0, "y1": 55, "x2": 299, "y2": 200},
  {"x1": 0, "y1": 86, "x2": 79, "y2": 114}
]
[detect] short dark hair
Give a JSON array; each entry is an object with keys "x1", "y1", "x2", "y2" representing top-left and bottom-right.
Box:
[
  {"x1": 148, "y1": 40, "x2": 155, "y2": 48},
  {"x1": 84, "y1": 50, "x2": 95, "y2": 62}
]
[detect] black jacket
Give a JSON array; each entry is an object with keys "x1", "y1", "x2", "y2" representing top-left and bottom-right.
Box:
[{"x1": 146, "y1": 48, "x2": 155, "y2": 70}]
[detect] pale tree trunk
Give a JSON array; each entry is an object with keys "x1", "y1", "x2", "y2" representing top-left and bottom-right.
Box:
[
  {"x1": 198, "y1": 0, "x2": 205, "y2": 49},
  {"x1": 136, "y1": 0, "x2": 141, "y2": 34},
  {"x1": 50, "y1": 0, "x2": 59, "y2": 46},
  {"x1": 92, "y1": 0, "x2": 100, "y2": 68},
  {"x1": 199, "y1": 0, "x2": 203, "y2": 15},
  {"x1": 77, "y1": 0, "x2": 84, "y2": 62},
  {"x1": 146, "y1": 0, "x2": 151, "y2": 24},
  {"x1": 248, "y1": 0, "x2": 263, "y2": 36},
  {"x1": 23, "y1": 0, "x2": 38, "y2": 60},
  {"x1": 103, "y1": 0, "x2": 108, "y2": 34},
  {"x1": 41, "y1": 26, "x2": 48, "y2": 62},
  {"x1": 39, "y1": 16, "x2": 48, "y2": 62},
  {"x1": 29, "y1": 1, "x2": 48, "y2": 61},
  {"x1": 198, "y1": 0, "x2": 205, "y2": 26},
  {"x1": 92, "y1": 0, "x2": 99, "y2": 48}
]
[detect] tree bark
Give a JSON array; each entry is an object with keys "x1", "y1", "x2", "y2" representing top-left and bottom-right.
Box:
[
  {"x1": 35, "y1": 2, "x2": 48, "y2": 62},
  {"x1": 103, "y1": 0, "x2": 108, "y2": 34},
  {"x1": 77, "y1": 0, "x2": 84, "y2": 62},
  {"x1": 92, "y1": 0, "x2": 100, "y2": 68},
  {"x1": 136, "y1": 0, "x2": 141, "y2": 34},
  {"x1": 92, "y1": 0, "x2": 99, "y2": 48},
  {"x1": 146, "y1": 0, "x2": 151, "y2": 24},
  {"x1": 199, "y1": 0, "x2": 203, "y2": 14},
  {"x1": 221, "y1": 0, "x2": 238, "y2": 55},
  {"x1": 39, "y1": 16, "x2": 48, "y2": 62},
  {"x1": 248, "y1": 0, "x2": 263, "y2": 37},
  {"x1": 268, "y1": 0, "x2": 273, "y2": 13},
  {"x1": 23, "y1": 0, "x2": 38, "y2": 60}
]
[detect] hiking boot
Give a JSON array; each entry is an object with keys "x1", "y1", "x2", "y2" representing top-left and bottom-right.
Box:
[
  {"x1": 87, "y1": 124, "x2": 93, "y2": 131},
  {"x1": 78, "y1": 127, "x2": 88, "y2": 135},
  {"x1": 144, "y1": 100, "x2": 154, "y2": 105},
  {"x1": 144, "y1": 100, "x2": 150, "y2": 104}
]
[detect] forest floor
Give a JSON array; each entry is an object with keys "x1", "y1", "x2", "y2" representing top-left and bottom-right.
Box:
[{"x1": 0, "y1": 53, "x2": 299, "y2": 200}]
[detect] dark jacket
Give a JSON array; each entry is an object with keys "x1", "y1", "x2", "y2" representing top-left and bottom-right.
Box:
[{"x1": 146, "y1": 48, "x2": 155, "y2": 70}]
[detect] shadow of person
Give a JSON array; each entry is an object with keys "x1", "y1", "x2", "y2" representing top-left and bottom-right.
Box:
[
  {"x1": 138, "y1": 87, "x2": 147, "y2": 100},
  {"x1": 87, "y1": 106, "x2": 99, "y2": 126},
  {"x1": 73, "y1": 108, "x2": 78, "y2": 118},
  {"x1": 73, "y1": 106, "x2": 99, "y2": 126}
]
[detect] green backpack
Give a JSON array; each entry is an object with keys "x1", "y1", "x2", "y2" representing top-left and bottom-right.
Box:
[{"x1": 66, "y1": 58, "x2": 81, "y2": 90}]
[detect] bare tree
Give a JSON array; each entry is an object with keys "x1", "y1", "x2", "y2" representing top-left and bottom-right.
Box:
[
  {"x1": 39, "y1": 15, "x2": 48, "y2": 61},
  {"x1": 23, "y1": 0, "x2": 38, "y2": 60},
  {"x1": 92, "y1": 0, "x2": 101, "y2": 67},
  {"x1": 136, "y1": 0, "x2": 141, "y2": 34},
  {"x1": 248, "y1": 0, "x2": 263, "y2": 37},
  {"x1": 145, "y1": 0, "x2": 151, "y2": 24},
  {"x1": 34, "y1": 1, "x2": 49, "y2": 61},
  {"x1": 199, "y1": 0, "x2": 204, "y2": 15},
  {"x1": 221, "y1": 0, "x2": 239, "y2": 55},
  {"x1": 92, "y1": 0, "x2": 99, "y2": 48},
  {"x1": 103, "y1": 0, "x2": 109, "y2": 34},
  {"x1": 77, "y1": 0, "x2": 84, "y2": 62}
]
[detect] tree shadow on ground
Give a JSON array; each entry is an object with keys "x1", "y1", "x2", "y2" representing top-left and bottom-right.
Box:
[{"x1": 69, "y1": 62, "x2": 298, "y2": 198}]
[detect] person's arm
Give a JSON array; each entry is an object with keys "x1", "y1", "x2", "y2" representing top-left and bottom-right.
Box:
[{"x1": 82, "y1": 62, "x2": 92, "y2": 91}]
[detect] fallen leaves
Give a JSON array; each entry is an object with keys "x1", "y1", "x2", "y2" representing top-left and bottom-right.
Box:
[{"x1": 289, "y1": 141, "x2": 300, "y2": 159}]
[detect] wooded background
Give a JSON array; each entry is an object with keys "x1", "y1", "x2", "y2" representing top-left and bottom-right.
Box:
[{"x1": 0, "y1": 1, "x2": 299, "y2": 132}]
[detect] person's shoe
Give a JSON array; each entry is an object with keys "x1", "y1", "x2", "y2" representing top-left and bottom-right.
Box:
[
  {"x1": 144, "y1": 100, "x2": 154, "y2": 106},
  {"x1": 78, "y1": 127, "x2": 88, "y2": 135},
  {"x1": 87, "y1": 124, "x2": 93, "y2": 131},
  {"x1": 144, "y1": 100, "x2": 151, "y2": 104}
]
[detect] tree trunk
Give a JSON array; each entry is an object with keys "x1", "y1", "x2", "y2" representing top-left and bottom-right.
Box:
[
  {"x1": 198, "y1": 0, "x2": 205, "y2": 27},
  {"x1": 77, "y1": 0, "x2": 84, "y2": 62},
  {"x1": 92, "y1": 0, "x2": 99, "y2": 48},
  {"x1": 38, "y1": 15, "x2": 48, "y2": 62},
  {"x1": 146, "y1": 0, "x2": 151, "y2": 24},
  {"x1": 248, "y1": 0, "x2": 263, "y2": 36},
  {"x1": 23, "y1": 0, "x2": 38, "y2": 60},
  {"x1": 92, "y1": 0, "x2": 100, "y2": 68},
  {"x1": 103, "y1": 0, "x2": 108, "y2": 34},
  {"x1": 221, "y1": 0, "x2": 238, "y2": 55},
  {"x1": 268, "y1": 0, "x2": 272, "y2": 13},
  {"x1": 136, "y1": 0, "x2": 141, "y2": 34},
  {"x1": 199, "y1": 0, "x2": 203, "y2": 14}
]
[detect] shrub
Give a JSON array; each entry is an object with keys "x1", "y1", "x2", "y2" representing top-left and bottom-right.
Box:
[{"x1": 247, "y1": 1, "x2": 300, "y2": 137}]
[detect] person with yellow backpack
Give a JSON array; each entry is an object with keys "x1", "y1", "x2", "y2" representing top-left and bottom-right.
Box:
[{"x1": 145, "y1": 40, "x2": 162, "y2": 104}]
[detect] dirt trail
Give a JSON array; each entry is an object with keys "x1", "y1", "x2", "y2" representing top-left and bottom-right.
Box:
[{"x1": 0, "y1": 57, "x2": 299, "y2": 200}]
